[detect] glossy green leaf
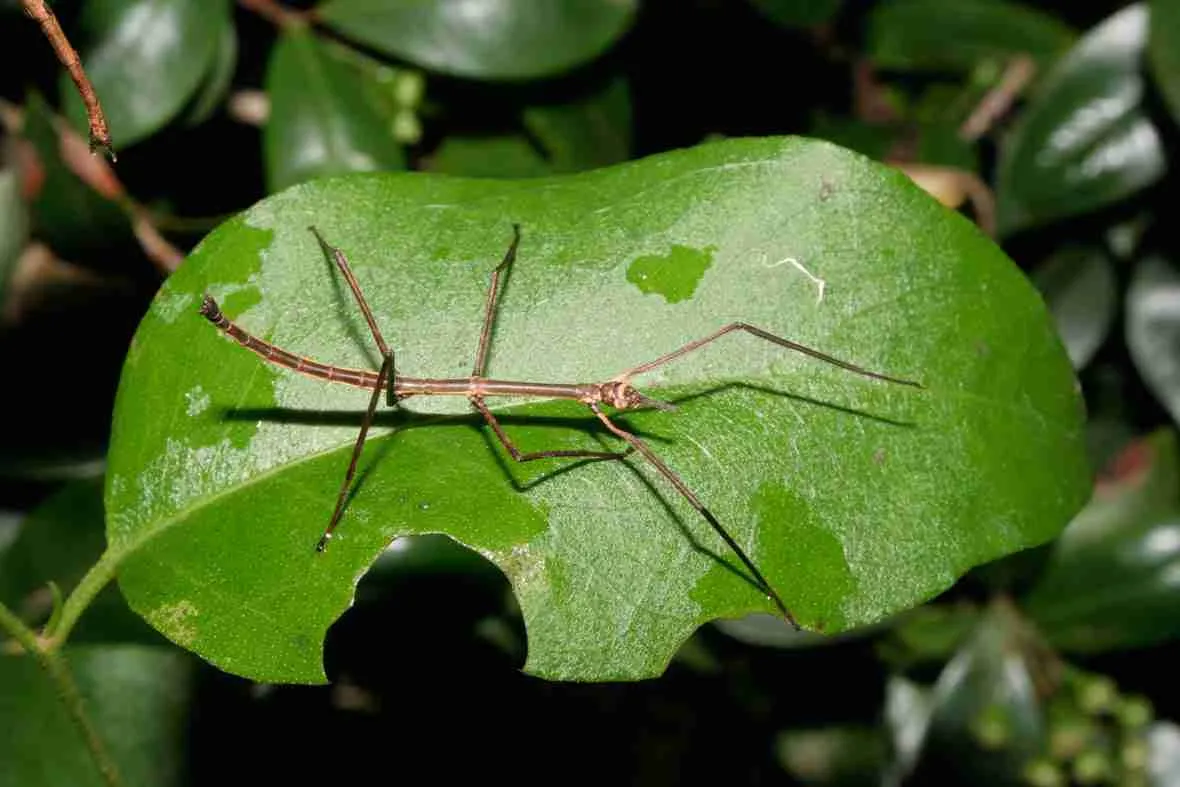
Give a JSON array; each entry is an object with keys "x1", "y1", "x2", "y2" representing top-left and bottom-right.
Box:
[
  {"x1": 885, "y1": 677, "x2": 936, "y2": 782},
  {"x1": 523, "y1": 76, "x2": 632, "y2": 171},
  {"x1": 106, "y1": 137, "x2": 1087, "y2": 683},
  {"x1": 0, "y1": 646, "x2": 192, "y2": 787},
  {"x1": 868, "y1": 0, "x2": 1075, "y2": 73},
  {"x1": 1149, "y1": 0, "x2": 1180, "y2": 124},
  {"x1": 265, "y1": 27, "x2": 406, "y2": 192},
  {"x1": 317, "y1": 0, "x2": 638, "y2": 80},
  {"x1": 1127, "y1": 256, "x2": 1180, "y2": 424},
  {"x1": 0, "y1": 167, "x2": 26, "y2": 302},
  {"x1": 1025, "y1": 431, "x2": 1180, "y2": 653},
  {"x1": 996, "y1": 5, "x2": 1165, "y2": 236},
  {"x1": 911, "y1": 603, "x2": 1046, "y2": 785},
  {"x1": 429, "y1": 133, "x2": 554, "y2": 178},
  {"x1": 185, "y1": 9, "x2": 238, "y2": 126},
  {"x1": 1032, "y1": 246, "x2": 1116, "y2": 370},
  {"x1": 61, "y1": 0, "x2": 229, "y2": 146},
  {"x1": 431, "y1": 76, "x2": 632, "y2": 179},
  {"x1": 746, "y1": 0, "x2": 842, "y2": 29}
]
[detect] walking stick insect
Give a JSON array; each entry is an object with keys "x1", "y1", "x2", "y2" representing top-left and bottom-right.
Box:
[{"x1": 200, "y1": 225, "x2": 921, "y2": 629}]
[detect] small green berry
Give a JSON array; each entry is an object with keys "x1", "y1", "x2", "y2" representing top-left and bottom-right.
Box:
[{"x1": 1023, "y1": 758, "x2": 1065, "y2": 787}]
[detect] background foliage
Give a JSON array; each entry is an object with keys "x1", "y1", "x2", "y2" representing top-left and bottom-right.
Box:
[{"x1": 2, "y1": 0, "x2": 1180, "y2": 784}]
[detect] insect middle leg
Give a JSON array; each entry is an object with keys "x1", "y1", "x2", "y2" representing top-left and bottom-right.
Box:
[
  {"x1": 472, "y1": 223, "x2": 521, "y2": 378},
  {"x1": 308, "y1": 227, "x2": 399, "y2": 551},
  {"x1": 310, "y1": 225, "x2": 399, "y2": 405},
  {"x1": 317, "y1": 354, "x2": 393, "y2": 552}
]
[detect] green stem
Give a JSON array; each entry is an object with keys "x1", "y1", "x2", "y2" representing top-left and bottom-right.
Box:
[
  {"x1": 47, "y1": 546, "x2": 122, "y2": 648},
  {"x1": 0, "y1": 598, "x2": 41, "y2": 655},
  {"x1": 0, "y1": 601, "x2": 123, "y2": 787}
]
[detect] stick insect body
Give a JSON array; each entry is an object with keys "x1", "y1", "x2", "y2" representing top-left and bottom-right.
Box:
[{"x1": 200, "y1": 225, "x2": 920, "y2": 629}]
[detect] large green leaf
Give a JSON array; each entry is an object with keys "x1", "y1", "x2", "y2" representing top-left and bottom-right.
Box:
[
  {"x1": 868, "y1": 0, "x2": 1075, "y2": 73},
  {"x1": 106, "y1": 137, "x2": 1087, "y2": 683},
  {"x1": 429, "y1": 134, "x2": 554, "y2": 178},
  {"x1": 316, "y1": 0, "x2": 637, "y2": 80},
  {"x1": 0, "y1": 646, "x2": 192, "y2": 787},
  {"x1": 61, "y1": 0, "x2": 230, "y2": 146},
  {"x1": 265, "y1": 28, "x2": 406, "y2": 192},
  {"x1": 996, "y1": 4, "x2": 1165, "y2": 236}
]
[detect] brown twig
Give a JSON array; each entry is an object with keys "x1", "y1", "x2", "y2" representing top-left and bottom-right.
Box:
[
  {"x1": 2, "y1": 99, "x2": 185, "y2": 275},
  {"x1": 20, "y1": 0, "x2": 115, "y2": 161},
  {"x1": 236, "y1": 0, "x2": 307, "y2": 27},
  {"x1": 130, "y1": 207, "x2": 185, "y2": 272},
  {"x1": 959, "y1": 55, "x2": 1037, "y2": 142}
]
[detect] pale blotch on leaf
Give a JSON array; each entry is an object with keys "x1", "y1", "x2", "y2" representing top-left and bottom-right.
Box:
[
  {"x1": 155, "y1": 289, "x2": 195, "y2": 324},
  {"x1": 150, "y1": 599, "x2": 199, "y2": 645},
  {"x1": 626, "y1": 245, "x2": 715, "y2": 303},
  {"x1": 185, "y1": 385, "x2": 211, "y2": 417},
  {"x1": 487, "y1": 542, "x2": 546, "y2": 594}
]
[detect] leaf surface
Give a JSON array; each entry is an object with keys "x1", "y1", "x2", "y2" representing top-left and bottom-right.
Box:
[
  {"x1": 868, "y1": 0, "x2": 1074, "y2": 72},
  {"x1": 429, "y1": 134, "x2": 554, "y2": 178},
  {"x1": 995, "y1": 4, "x2": 1165, "y2": 236},
  {"x1": 185, "y1": 9, "x2": 238, "y2": 126},
  {"x1": 431, "y1": 76, "x2": 632, "y2": 178},
  {"x1": 316, "y1": 0, "x2": 637, "y2": 80},
  {"x1": 61, "y1": 0, "x2": 229, "y2": 146},
  {"x1": 106, "y1": 137, "x2": 1088, "y2": 682},
  {"x1": 265, "y1": 28, "x2": 406, "y2": 192},
  {"x1": 0, "y1": 646, "x2": 192, "y2": 787}
]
